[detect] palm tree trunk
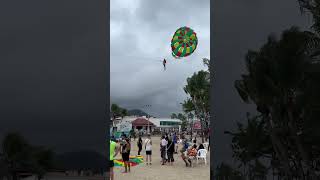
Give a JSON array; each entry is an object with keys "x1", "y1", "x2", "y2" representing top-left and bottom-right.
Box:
[
  {"x1": 287, "y1": 108, "x2": 316, "y2": 179},
  {"x1": 190, "y1": 117, "x2": 193, "y2": 140},
  {"x1": 264, "y1": 111, "x2": 292, "y2": 178}
]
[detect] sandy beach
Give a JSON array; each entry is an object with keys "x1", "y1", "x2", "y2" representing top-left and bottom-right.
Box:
[
  {"x1": 113, "y1": 136, "x2": 210, "y2": 180},
  {"x1": 22, "y1": 136, "x2": 209, "y2": 180}
]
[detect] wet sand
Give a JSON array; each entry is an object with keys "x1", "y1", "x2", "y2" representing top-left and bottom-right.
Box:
[{"x1": 113, "y1": 136, "x2": 210, "y2": 180}]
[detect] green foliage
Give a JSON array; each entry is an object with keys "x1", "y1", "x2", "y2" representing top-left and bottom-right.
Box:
[
  {"x1": 215, "y1": 163, "x2": 245, "y2": 180},
  {"x1": 0, "y1": 132, "x2": 55, "y2": 179},
  {"x1": 170, "y1": 113, "x2": 178, "y2": 119},
  {"x1": 111, "y1": 103, "x2": 128, "y2": 119},
  {"x1": 232, "y1": 27, "x2": 320, "y2": 178},
  {"x1": 182, "y1": 58, "x2": 210, "y2": 142}
]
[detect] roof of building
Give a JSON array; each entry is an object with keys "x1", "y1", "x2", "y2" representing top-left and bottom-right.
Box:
[{"x1": 132, "y1": 118, "x2": 155, "y2": 126}]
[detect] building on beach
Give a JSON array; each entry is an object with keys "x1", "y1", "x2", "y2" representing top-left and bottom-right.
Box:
[
  {"x1": 111, "y1": 116, "x2": 182, "y2": 134},
  {"x1": 148, "y1": 118, "x2": 181, "y2": 133}
]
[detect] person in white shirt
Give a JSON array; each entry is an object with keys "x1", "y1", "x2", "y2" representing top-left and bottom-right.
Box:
[
  {"x1": 144, "y1": 134, "x2": 153, "y2": 165},
  {"x1": 160, "y1": 136, "x2": 168, "y2": 165}
]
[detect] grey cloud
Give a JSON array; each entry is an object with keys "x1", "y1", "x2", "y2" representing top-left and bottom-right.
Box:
[{"x1": 111, "y1": 0, "x2": 210, "y2": 117}]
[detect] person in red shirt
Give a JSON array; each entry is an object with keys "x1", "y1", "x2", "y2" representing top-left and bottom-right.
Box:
[{"x1": 187, "y1": 145, "x2": 198, "y2": 157}]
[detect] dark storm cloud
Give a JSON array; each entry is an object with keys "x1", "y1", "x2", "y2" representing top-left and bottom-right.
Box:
[
  {"x1": 0, "y1": 0, "x2": 107, "y2": 154},
  {"x1": 212, "y1": 0, "x2": 311, "y2": 166},
  {"x1": 110, "y1": 0, "x2": 210, "y2": 117}
]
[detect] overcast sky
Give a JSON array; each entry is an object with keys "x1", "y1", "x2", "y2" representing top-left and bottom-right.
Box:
[{"x1": 110, "y1": 0, "x2": 210, "y2": 117}]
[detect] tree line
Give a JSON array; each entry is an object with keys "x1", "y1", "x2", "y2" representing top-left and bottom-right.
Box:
[
  {"x1": 172, "y1": 58, "x2": 210, "y2": 143},
  {"x1": 0, "y1": 133, "x2": 54, "y2": 180}
]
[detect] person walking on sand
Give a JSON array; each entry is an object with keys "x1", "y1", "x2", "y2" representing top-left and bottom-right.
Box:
[
  {"x1": 121, "y1": 138, "x2": 131, "y2": 173},
  {"x1": 137, "y1": 136, "x2": 143, "y2": 155},
  {"x1": 144, "y1": 134, "x2": 152, "y2": 165},
  {"x1": 110, "y1": 139, "x2": 120, "y2": 180}
]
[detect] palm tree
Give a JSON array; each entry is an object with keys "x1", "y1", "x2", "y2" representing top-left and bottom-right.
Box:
[
  {"x1": 298, "y1": 0, "x2": 320, "y2": 34},
  {"x1": 121, "y1": 108, "x2": 128, "y2": 119},
  {"x1": 215, "y1": 163, "x2": 244, "y2": 180},
  {"x1": 31, "y1": 146, "x2": 54, "y2": 180},
  {"x1": 1, "y1": 133, "x2": 55, "y2": 180},
  {"x1": 111, "y1": 104, "x2": 120, "y2": 120},
  {"x1": 1, "y1": 133, "x2": 32, "y2": 180},
  {"x1": 234, "y1": 27, "x2": 320, "y2": 179},
  {"x1": 170, "y1": 113, "x2": 178, "y2": 119},
  {"x1": 184, "y1": 70, "x2": 210, "y2": 143},
  {"x1": 225, "y1": 114, "x2": 272, "y2": 179}
]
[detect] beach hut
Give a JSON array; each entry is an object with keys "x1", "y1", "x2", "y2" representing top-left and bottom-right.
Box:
[{"x1": 131, "y1": 117, "x2": 155, "y2": 133}]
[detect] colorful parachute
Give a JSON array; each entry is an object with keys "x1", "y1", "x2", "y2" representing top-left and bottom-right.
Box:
[
  {"x1": 171, "y1": 26, "x2": 198, "y2": 58},
  {"x1": 114, "y1": 155, "x2": 144, "y2": 167}
]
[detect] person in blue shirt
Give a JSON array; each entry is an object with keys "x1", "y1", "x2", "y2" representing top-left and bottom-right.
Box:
[{"x1": 173, "y1": 133, "x2": 178, "y2": 154}]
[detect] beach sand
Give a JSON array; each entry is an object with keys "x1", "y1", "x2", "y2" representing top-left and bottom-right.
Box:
[
  {"x1": 22, "y1": 136, "x2": 209, "y2": 180},
  {"x1": 113, "y1": 136, "x2": 210, "y2": 180}
]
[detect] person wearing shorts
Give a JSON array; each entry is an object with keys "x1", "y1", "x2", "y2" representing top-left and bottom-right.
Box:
[
  {"x1": 144, "y1": 134, "x2": 152, "y2": 165},
  {"x1": 121, "y1": 138, "x2": 131, "y2": 173}
]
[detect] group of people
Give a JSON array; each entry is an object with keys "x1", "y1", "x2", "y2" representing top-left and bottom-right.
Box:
[
  {"x1": 136, "y1": 134, "x2": 153, "y2": 165},
  {"x1": 110, "y1": 133, "x2": 152, "y2": 180},
  {"x1": 180, "y1": 136, "x2": 206, "y2": 167},
  {"x1": 109, "y1": 132, "x2": 208, "y2": 180},
  {"x1": 159, "y1": 133, "x2": 179, "y2": 165}
]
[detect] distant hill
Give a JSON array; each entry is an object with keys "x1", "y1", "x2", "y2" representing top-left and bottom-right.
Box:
[
  {"x1": 127, "y1": 109, "x2": 151, "y2": 117},
  {"x1": 55, "y1": 150, "x2": 107, "y2": 170}
]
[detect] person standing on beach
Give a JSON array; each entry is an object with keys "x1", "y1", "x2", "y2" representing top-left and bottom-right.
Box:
[
  {"x1": 166, "y1": 137, "x2": 175, "y2": 165},
  {"x1": 173, "y1": 133, "x2": 178, "y2": 154},
  {"x1": 144, "y1": 134, "x2": 152, "y2": 165},
  {"x1": 121, "y1": 138, "x2": 131, "y2": 173},
  {"x1": 137, "y1": 136, "x2": 143, "y2": 155},
  {"x1": 110, "y1": 139, "x2": 119, "y2": 180},
  {"x1": 160, "y1": 136, "x2": 168, "y2": 165}
]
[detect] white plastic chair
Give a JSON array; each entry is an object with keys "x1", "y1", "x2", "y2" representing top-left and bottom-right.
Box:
[{"x1": 196, "y1": 149, "x2": 207, "y2": 165}]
